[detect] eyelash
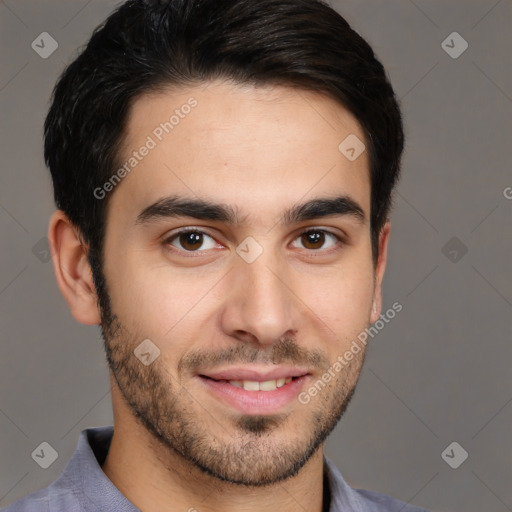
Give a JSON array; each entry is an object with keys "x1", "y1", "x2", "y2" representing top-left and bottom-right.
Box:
[{"x1": 163, "y1": 227, "x2": 344, "y2": 257}]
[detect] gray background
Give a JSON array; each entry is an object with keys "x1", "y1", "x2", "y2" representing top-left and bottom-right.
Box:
[{"x1": 0, "y1": 1, "x2": 511, "y2": 511}]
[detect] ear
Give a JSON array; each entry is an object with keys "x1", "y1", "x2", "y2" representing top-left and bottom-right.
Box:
[
  {"x1": 370, "y1": 221, "x2": 391, "y2": 324},
  {"x1": 48, "y1": 210, "x2": 101, "y2": 325}
]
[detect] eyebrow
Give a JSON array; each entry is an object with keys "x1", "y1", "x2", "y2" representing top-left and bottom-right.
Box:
[{"x1": 135, "y1": 194, "x2": 366, "y2": 227}]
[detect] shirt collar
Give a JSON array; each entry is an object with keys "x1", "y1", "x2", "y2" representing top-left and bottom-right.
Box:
[
  {"x1": 323, "y1": 455, "x2": 365, "y2": 512},
  {"x1": 62, "y1": 426, "x2": 139, "y2": 511}
]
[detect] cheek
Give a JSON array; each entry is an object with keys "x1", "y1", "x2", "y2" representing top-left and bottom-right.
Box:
[
  {"x1": 301, "y1": 264, "x2": 374, "y2": 336},
  {"x1": 105, "y1": 253, "x2": 220, "y2": 340}
]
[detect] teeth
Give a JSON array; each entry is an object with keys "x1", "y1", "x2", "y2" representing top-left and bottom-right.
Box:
[
  {"x1": 229, "y1": 377, "x2": 293, "y2": 391},
  {"x1": 259, "y1": 379, "x2": 278, "y2": 391},
  {"x1": 243, "y1": 380, "x2": 260, "y2": 391}
]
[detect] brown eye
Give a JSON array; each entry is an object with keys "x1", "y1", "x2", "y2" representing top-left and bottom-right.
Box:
[
  {"x1": 178, "y1": 232, "x2": 203, "y2": 251},
  {"x1": 292, "y1": 229, "x2": 341, "y2": 251},
  {"x1": 301, "y1": 231, "x2": 325, "y2": 249},
  {"x1": 166, "y1": 230, "x2": 218, "y2": 252}
]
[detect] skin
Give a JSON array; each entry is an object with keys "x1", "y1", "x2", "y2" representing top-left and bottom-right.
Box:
[{"x1": 49, "y1": 80, "x2": 390, "y2": 512}]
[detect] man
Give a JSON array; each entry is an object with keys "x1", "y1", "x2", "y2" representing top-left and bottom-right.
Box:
[{"x1": 3, "y1": 0, "x2": 429, "y2": 510}]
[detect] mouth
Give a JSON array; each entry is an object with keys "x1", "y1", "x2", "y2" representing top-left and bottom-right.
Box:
[{"x1": 197, "y1": 368, "x2": 311, "y2": 414}]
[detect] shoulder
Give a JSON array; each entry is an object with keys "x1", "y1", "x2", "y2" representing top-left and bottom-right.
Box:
[
  {"x1": 324, "y1": 456, "x2": 430, "y2": 512},
  {"x1": 1, "y1": 487, "x2": 50, "y2": 512},
  {"x1": 1, "y1": 485, "x2": 84, "y2": 512},
  {"x1": 352, "y1": 487, "x2": 430, "y2": 512}
]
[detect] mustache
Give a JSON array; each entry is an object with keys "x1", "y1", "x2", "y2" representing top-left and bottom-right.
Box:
[{"x1": 178, "y1": 338, "x2": 329, "y2": 375}]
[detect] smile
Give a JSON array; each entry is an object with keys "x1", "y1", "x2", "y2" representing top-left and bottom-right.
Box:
[{"x1": 198, "y1": 369, "x2": 311, "y2": 414}]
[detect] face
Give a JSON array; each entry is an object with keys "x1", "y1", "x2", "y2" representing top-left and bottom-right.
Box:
[{"x1": 98, "y1": 81, "x2": 386, "y2": 486}]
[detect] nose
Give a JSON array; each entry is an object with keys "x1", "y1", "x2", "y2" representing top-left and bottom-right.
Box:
[{"x1": 219, "y1": 249, "x2": 301, "y2": 348}]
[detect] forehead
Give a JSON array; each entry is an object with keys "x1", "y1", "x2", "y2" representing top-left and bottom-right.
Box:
[{"x1": 107, "y1": 80, "x2": 370, "y2": 226}]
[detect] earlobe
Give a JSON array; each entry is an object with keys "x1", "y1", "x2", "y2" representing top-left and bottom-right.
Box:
[
  {"x1": 48, "y1": 210, "x2": 101, "y2": 325},
  {"x1": 370, "y1": 221, "x2": 391, "y2": 324}
]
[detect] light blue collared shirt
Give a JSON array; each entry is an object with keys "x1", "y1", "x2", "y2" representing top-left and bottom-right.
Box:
[{"x1": 2, "y1": 426, "x2": 429, "y2": 511}]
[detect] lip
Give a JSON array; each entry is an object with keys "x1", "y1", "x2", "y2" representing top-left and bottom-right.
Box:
[
  {"x1": 197, "y1": 372, "x2": 311, "y2": 415},
  {"x1": 200, "y1": 366, "x2": 310, "y2": 382}
]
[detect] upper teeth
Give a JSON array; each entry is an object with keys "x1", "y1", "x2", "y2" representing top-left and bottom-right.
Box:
[{"x1": 229, "y1": 377, "x2": 292, "y2": 391}]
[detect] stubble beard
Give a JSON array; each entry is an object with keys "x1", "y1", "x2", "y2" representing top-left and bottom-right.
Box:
[{"x1": 96, "y1": 270, "x2": 365, "y2": 487}]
